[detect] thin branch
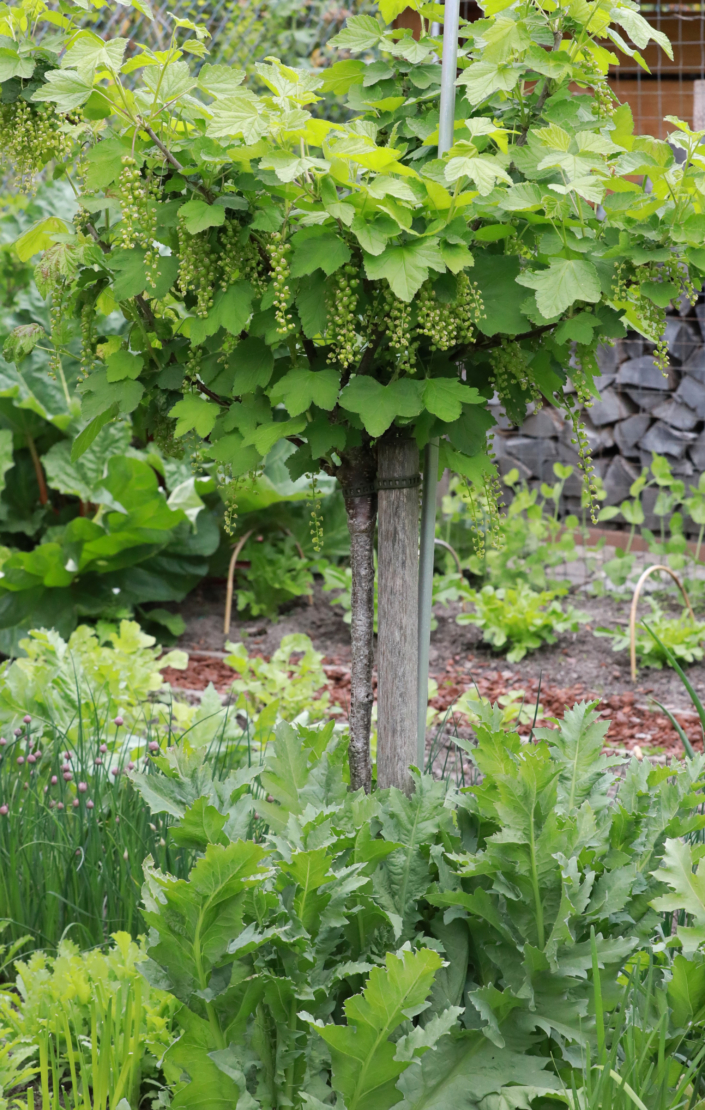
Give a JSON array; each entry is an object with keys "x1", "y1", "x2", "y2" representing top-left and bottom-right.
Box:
[
  {"x1": 140, "y1": 121, "x2": 214, "y2": 202},
  {"x1": 515, "y1": 29, "x2": 563, "y2": 147},
  {"x1": 343, "y1": 330, "x2": 383, "y2": 390},
  {"x1": 303, "y1": 338, "x2": 317, "y2": 366},
  {"x1": 196, "y1": 379, "x2": 229, "y2": 408},
  {"x1": 85, "y1": 223, "x2": 109, "y2": 254}
]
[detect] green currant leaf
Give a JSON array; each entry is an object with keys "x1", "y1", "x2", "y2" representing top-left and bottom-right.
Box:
[
  {"x1": 231, "y1": 338, "x2": 274, "y2": 394},
  {"x1": 31, "y1": 68, "x2": 94, "y2": 110},
  {"x1": 2, "y1": 324, "x2": 45, "y2": 365},
  {"x1": 516, "y1": 259, "x2": 601, "y2": 318},
  {"x1": 296, "y1": 270, "x2": 328, "y2": 338},
  {"x1": 363, "y1": 239, "x2": 444, "y2": 303},
  {"x1": 329, "y1": 15, "x2": 383, "y2": 53},
  {"x1": 319, "y1": 59, "x2": 365, "y2": 94},
  {"x1": 269, "y1": 367, "x2": 340, "y2": 416},
  {"x1": 290, "y1": 233, "x2": 351, "y2": 278},
  {"x1": 14, "y1": 217, "x2": 69, "y2": 262},
  {"x1": 189, "y1": 281, "x2": 254, "y2": 345},
  {"x1": 178, "y1": 199, "x2": 226, "y2": 234},
  {"x1": 169, "y1": 395, "x2": 220, "y2": 438},
  {"x1": 339, "y1": 377, "x2": 423, "y2": 437},
  {"x1": 105, "y1": 350, "x2": 144, "y2": 382},
  {"x1": 422, "y1": 379, "x2": 483, "y2": 423},
  {"x1": 79, "y1": 371, "x2": 144, "y2": 420},
  {"x1": 639, "y1": 280, "x2": 677, "y2": 308}
]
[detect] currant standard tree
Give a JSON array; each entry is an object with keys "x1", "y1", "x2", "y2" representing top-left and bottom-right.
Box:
[{"x1": 2, "y1": 0, "x2": 703, "y2": 790}]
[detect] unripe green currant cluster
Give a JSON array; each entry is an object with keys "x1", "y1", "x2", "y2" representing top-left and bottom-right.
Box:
[
  {"x1": 219, "y1": 221, "x2": 265, "y2": 293},
  {"x1": 48, "y1": 284, "x2": 67, "y2": 383},
  {"x1": 383, "y1": 288, "x2": 417, "y2": 372},
  {"x1": 326, "y1": 265, "x2": 359, "y2": 368},
  {"x1": 583, "y1": 61, "x2": 617, "y2": 118},
  {"x1": 416, "y1": 283, "x2": 458, "y2": 351},
  {"x1": 267, "y1": 231, "x2": 295, "y2": 335},
  {"x1": 614, "y1": 258, "x2": 698, "y2": 374},
  {"x1": 177, "y1": 219, "x2": 217, "y2": 317},
  {"x1": 116, "y1": 157, "x2": 156, "y2": 253},
  {"x1": 565, "y1": 395, "x2": 599, "y2": 523},
  {"x1": 416, "y1": 275, "x2": 484, "y2": 351},
  {"x1": 489, "y1": 340, "x2": 541, "y2": 416},
  {"x1": 79, "y1": 302, "x2": 96, "y2": 379},
  {"x1": 0, "y1": 101, "x2": 71, "y2": 192},
  {"x1": 308, "y1": 473, "x2": 324, "y2": 552}
]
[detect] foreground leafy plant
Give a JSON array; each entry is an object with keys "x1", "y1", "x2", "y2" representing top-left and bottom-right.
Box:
[
  {"x1": 457, "y1": 581, "x2": 588, "y2": 661},
  {"x1": 0, "y1": 934, "x2": 178, "y2": 1109},
  {"x1": 133, "y1": 702, "x2": 705, "y2": 1108}
]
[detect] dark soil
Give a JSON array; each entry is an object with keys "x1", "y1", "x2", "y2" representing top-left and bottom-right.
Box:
[{"x1": 163, "y1": 578, "x2": 705, "y2": 760}]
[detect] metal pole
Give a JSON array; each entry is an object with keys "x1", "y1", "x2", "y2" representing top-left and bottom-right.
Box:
[{"x1": 417, "y1": 0, "x2": 460, "y2": 768}]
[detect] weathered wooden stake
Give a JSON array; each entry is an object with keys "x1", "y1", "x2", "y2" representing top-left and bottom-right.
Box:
[
  {"x1": 376, "y1": 437, "x2": 419, "y2": 793},
  {"x1": 340, "y1": 447, "x2": 377, "y2": 794}
]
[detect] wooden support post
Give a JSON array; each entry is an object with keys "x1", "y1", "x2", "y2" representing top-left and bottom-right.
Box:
[{"x1": 376, "y1": 437, "x2": 419, "y2": 793}]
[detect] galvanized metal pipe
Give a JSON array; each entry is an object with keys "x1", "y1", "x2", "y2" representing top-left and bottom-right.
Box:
[{"x1": 417, "y1": 0, "x2": 460, "y2": 766}]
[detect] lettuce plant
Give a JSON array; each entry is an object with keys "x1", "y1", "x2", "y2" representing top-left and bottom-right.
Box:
[{"x1": 457, "y1": 581, "x2": 588, "y2": 661}]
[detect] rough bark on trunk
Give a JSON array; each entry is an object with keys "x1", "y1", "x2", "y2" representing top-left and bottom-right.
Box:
[
  {"x1": 340, "y1": 447, "x2": 377, "y2": 794},
  {"x1": 376, "y1": 437, "x2": 419, "y2": 794}
]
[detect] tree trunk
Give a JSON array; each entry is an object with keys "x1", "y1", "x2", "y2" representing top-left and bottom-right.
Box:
[
  {"x1": 376, "y1": 437, "x2": 419, "y2": 794},
  {"x1": 340, "y1": 446, "x2": 377, "y2": 794}
]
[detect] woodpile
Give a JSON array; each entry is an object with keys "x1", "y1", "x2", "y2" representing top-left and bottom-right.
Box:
[{"x1": 491, "y1": 308, "x2": 705, "y2": 529}]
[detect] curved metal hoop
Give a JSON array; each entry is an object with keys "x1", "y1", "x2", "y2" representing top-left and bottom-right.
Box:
[
  {"x1": 629, "y1": 563, "x2": 696, "y2": 682},
  {"x1": 223, "y1": 526, "x2": 311, "y2": 637},
  {"x1": 434, "y1": 538, "x2": 462, "y2": 574}
]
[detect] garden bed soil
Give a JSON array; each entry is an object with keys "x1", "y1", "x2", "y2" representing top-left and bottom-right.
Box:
[{"x1": 161, "y1": 578, "x2": 705, "y2": 760}]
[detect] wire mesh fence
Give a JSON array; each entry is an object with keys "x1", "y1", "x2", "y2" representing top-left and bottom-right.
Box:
[
  {"x1": 93, "y1": 0, "x2": 375, "y2": 72},
  {"x1": 608, "y1": 3, "x2": 705, "y2": 137}
]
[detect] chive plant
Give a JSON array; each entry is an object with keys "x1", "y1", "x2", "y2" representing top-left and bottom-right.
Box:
[{"x1": 0, "y1": 696, "x2": 255, "y2": 957}]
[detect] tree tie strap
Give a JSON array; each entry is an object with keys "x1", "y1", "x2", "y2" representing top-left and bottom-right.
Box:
[
  {"x1": 341, "y1": 475, "x2": 420, "y2": 498},
  {"x1": 376, "y1": 475, "x2": 421, "y2": 491}
]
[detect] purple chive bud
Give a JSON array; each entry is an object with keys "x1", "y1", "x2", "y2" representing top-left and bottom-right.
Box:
[
  {"x1": 13, "y1": 729, "x2": 21, "y2": 737},
  {"x1": 63, "y1": 772, "x2": 72, "y2": 782},
  {"x1": 115, "y1": 815, "x2": 120, "y2": 825},
  {"x1": 0, "y1": 738, "x2": 7, "y2": 746},
  {"x1": 61, "y1": 763, "x2": 70, "y2": 773},
  {"x1": 34, "y1": 751, "x2": 41, "y2": 759},
  {"x1": 111, "y1": 767, "x2": 118, "y2": 776},
  {"x1": 23, "y1": 782, "x2": 28, "y2": 791},
  {"x1": 86, "y1": 799, "x2": 94, "y2": 809},
  {"x1": 16, "y1": 756, "x2": 24, "y2": 765},
  {"x1": 27, "y1": 754, "x2": 36, "y2": 764},
  {"x1": 78, "y1": 782, "x2": 87, "y2": 793},
  {"x1": 57, "y1": 802, "x2": 64, "y2": 810},
  {"x1": 43, "y1": 785, "x2": 48, "y2": 794},
  {"x1": 49, "y1": 800, "x2": 55, "y2": 808},
  {"x1": 72, "y1": 798, "x2": 79, "y2": 808},
  {"x1": 0, "y1": 805, "x2": 8, "y2": 816},
  {"x1": 23, "y1": 715, "x2": 31, "y2": 724},
  {"x1": 127, "y1": 761, "x2": 135, "y2": 771},
  {"x1": 99, "y1": 743, "x2": 107, "y2": 753},
  {"x1": 94, "y1": 758, "x2": 103, "y2": 766},
  {"x1": 50, "y1": 775, "x2": 57, "y2": 785},
  {"x1": 114, "y1": 716, "x2": 124, "y2": 727},
  {"x1": 63, "y1": 751, "x2": 71, "y2": 761},
  {"x1": 149, "y1": 741, "x2": 159, "y2": 752}
]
